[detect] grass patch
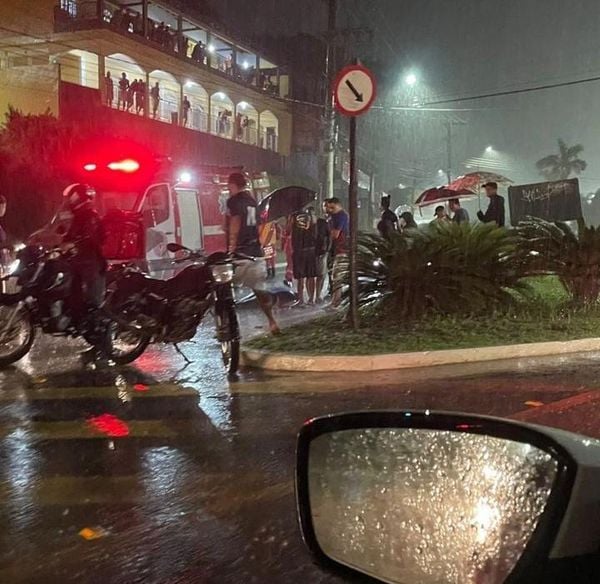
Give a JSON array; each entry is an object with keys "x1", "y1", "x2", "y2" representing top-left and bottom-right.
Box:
[{"x1": 247, "y1": 276, "x2": 600, "y2": 356}]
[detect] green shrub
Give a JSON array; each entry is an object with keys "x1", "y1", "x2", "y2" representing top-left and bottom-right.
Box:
[
  {"x1": 517, "y1": 219, "x2": 600, "y2": 305},
  {"x1": 344, "y1": 222, "x2": 533, "y2": 321}
]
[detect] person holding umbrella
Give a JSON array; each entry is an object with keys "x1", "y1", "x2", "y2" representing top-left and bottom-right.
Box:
[
  {"x1": 477, "y1": 181, "x2": 505, "y2": 227},
  {"x1": 449, "y1": 198, "x2": 470, "y2": 224}
]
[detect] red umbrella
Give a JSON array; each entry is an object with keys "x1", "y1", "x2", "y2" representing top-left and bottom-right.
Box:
[
  {"x1": 447, "y1": 172, "x2": 513, "y2": 192},
  {"x1": 415, "y1": 186, "x2": 476, "y2": 208}
]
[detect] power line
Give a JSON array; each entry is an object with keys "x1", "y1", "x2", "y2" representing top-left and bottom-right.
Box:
[{"x1": 424, "y1": 74, "x2": 600, "y2": 106}]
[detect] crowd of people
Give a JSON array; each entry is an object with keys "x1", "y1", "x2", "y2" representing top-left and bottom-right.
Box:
[
  {"x1": 104, "y1": 6, "x2": 280, "y2": 95},
  {"x1": 377, "y1": 181, "x2": 506, "y2": 238},
  {"x1": 269, "y1": 198, "x2": 349, "y2": 309}
]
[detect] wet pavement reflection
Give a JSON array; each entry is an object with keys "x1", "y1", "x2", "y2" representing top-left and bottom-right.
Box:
[{"x1": 1, "y1": 304, "x2": 600, "y2": 582}]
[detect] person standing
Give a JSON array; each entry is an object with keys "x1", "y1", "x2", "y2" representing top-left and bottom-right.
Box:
[
  {"x1": 127, "y1": 78, "x2": 138, "y2": 111},
  {"x1": 150, "y1": 82, "x2": 160, "y2": 118},
  {"x1": 377, "y1": 196, "x2": 398, "y2": 238},
  {"x1": 325, "y1": 197, "x2": 349, "y2": 309},
  {"x1": 477, "y1": 181, "x2": 506, "y2": 227},
  {"x1": 314, "y1": 204, "x2": 331, "y2": 303},
  {"x1": 135, "y1": 79, "x2": 145, "y2": 114},
  {"x1": 399, "y1": 211, "x2": 418, "y2": 232},
  {"x1": 431, "y1": 205, "x2": 450, "y2": 224},
  {"x1": 449, "y1": 198, "x2": 470, "y2": 224},
  {"x1": 182, "y1": 95, "x2": 191, "y2": 127},
  {"x1": 117, "y1": 72, "x2": 129, "y2": 110},
  {"x1": 291, "y1": 207, "x2": 318, "y2": 306},
  {"x1": 226, "y1": 173, "x2": 279, "y2": 335},
  {"x1": 104, "y1": 71, "x2": 114, "y2": 107}
]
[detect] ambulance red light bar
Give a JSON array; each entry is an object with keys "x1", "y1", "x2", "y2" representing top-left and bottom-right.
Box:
[
  {"x1": 107, "y1": 159, "x2": 140, "y2": 173},
  {"x1": 82, "y1": 159, "x2": 140, "y2": 173}
]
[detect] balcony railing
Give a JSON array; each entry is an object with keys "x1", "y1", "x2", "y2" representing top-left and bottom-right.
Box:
[
  {"x1": 54, "y1": 0, "x2": 287, "y2": 100},
  {"x1": 102, "y1": 89, "x2": 278, "y2": 152}
]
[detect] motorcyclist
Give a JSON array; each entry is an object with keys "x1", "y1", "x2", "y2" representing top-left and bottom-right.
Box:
[{"x1": 61, "y1": 184, "x2": 110, "y2": 362}]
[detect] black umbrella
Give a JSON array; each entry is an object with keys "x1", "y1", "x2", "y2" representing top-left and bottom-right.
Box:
[{"x1": 258, "y1": 186, "x2": 317, "y2": 223}]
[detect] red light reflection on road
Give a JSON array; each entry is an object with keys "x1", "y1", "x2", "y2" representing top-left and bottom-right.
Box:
[{"x1": 87, "y1": 414, "x2": 130, "y2": 437}]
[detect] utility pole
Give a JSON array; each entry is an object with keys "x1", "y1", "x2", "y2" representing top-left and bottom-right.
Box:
[
  {"x1": 446, "y1": 121, "x2": 453, "y2": 184},
  {"x1": 324, "y1": 0, "x2": 338, "y2": 200}
]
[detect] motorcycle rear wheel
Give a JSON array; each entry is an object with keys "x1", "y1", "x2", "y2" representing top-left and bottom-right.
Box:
[
  {"x1": 215, "y1": 305, "x2": 240, "y2": 377},
  {"x1": 0, "y1": 304, "x2": 35, "y2": 368}
]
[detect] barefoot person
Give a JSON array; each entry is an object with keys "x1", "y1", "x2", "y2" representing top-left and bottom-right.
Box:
[{"x1": 226, "y1": 173, "x2": 280, "y2": 334}]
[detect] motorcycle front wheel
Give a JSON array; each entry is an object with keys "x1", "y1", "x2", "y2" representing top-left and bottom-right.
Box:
[
  {"x1": 215, "y1": 303, "x2": 240, "y2": 377},
  {"x1": 108, "y1": 320, "x2": 151, "y2": 365},
  {"x1": 0, "y1": 303, "x2": 35, "y2": 368}
]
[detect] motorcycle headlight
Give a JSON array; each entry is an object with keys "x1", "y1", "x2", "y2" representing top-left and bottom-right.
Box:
[
  {"x1": 211, "y1": 263, "x2": 234, "y2": 283},
  {"x1": 6, "y1": 259, "x2": 20, "y2": 275}
]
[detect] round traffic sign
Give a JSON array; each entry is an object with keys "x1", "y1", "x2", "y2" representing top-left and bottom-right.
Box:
[{"x1": 333, "y1": 64, "x2": 377, "y2": 117}]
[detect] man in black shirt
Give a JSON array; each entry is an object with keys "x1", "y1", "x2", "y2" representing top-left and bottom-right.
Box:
[
  {"x1": 62, "y1": 183, "x2": 110, "y2": 360},
  {"x1": 377, "y1": 196, "x2": 398, "y2": 238},
  {"x1": 477, "y1": 181, "x2": 506, "y2": 227},
  {"x1": 226, "y1": 173, "x2": 279, "y2": 334}
]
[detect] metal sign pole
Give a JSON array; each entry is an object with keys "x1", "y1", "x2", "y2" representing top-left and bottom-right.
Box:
[{"x1": 348, "y1": 115, "x2": 359, "y2": 329}]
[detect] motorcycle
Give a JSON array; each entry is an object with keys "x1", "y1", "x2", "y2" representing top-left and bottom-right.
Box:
[
  {"x1": 0, "y1": 245, "x2": 147, "y2": 368},
  {"x1": 104, "y1": 243, "x2": 243, "y2": 377}
]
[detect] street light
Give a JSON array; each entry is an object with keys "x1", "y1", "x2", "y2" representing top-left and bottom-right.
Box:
[
  {"x1": 485, "y1": 145, "x2": 494, "y2": 153},
  {"x1": 405, "y1": 72, "x2": 417, "y2": 87}
]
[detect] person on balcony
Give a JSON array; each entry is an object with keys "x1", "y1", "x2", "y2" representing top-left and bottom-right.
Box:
[
  {"x1": 127, "y1": 79, "x2": 138, "y2": 112},
  {"x1": 118, "y1": 73, "x2": 129, "y2": 111},
  {"x1": 182, "y1": 96, "x2": 191, "y2": 127},
  {"x1": 135, "y1": 80, "x2": 146, "y2": 114},
  {"x1": 104, "y1": 71, "x2": 114, "y2": 107},
  {"x1": 150, "y1": 82, "x2": 161, "y2": 119}
]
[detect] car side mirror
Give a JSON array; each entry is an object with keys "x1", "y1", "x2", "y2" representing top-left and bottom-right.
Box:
[
  {"x1": 296, "y1": 412, "x2": 600, "y2": 584},
  {"x1": 166, "y1": 242, "x2": 188, "y2": 254}
]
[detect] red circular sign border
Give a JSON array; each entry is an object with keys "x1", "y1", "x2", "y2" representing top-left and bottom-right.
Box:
[{"x1": 333, "y1": 64, "x2": 377, "y2": 117}]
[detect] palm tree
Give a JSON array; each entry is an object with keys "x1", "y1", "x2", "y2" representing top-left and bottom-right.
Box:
[{"x1": 536, "y1": 139, "x2": 587, "y2": 181}]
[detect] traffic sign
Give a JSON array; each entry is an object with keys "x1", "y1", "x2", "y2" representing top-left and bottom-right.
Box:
[{"x1": 333, "y1": 64, "x2": 377, "y2": 117}]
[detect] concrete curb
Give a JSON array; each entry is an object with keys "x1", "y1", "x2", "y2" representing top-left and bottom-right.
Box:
[{"x1": 241, "y1": 338, "x2": 600, "y2": 372}]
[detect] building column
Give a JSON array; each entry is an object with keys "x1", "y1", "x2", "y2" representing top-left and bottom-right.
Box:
[
  {"x1": 257, "y1": 112, "x2": 262, "y2": 148},
  {"x1": 145, "y1": 72, "x2": 150, "y2": 118},
  {"x1": 207, "y1": 94, "x2": 212, "y2": 133},
  {"x1": 142, "y1": 0, "x2": 149, "y2": 38},
  {"x1": 177, "y1": 14, "x2": 183, "y2": 56},
  {"x1": 98, "y1": 53, "x2": 106, "y2": 105},
  {"x1": 206, "y1": 32, "x2": 212, "y2": 68},
  {"x1": 179, "y1": 81, "x2": 184, "y2": 126}
]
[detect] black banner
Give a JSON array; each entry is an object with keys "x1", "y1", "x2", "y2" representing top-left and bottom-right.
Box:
[{"x1": 508, "y1": 178, "x2": 582, "y2": 225}]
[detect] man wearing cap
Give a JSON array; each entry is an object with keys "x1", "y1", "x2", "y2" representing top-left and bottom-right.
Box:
[
  {"x1": 226, "y1": 172, "x2": 280, "y2": 335},
  {"x1": 477, "y1": 181, "x2": 505, "y2": 227}
]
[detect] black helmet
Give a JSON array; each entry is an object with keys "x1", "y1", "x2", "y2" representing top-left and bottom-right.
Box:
[{"x1": 63, "y1": 183, "x2": 95, "y2": 210}]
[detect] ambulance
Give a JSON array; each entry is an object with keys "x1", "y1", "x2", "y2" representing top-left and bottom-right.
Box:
[{"x1": 31, "y1": 141, "x2": 271, "y2": 277}]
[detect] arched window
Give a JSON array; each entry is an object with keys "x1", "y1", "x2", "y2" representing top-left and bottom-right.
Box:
[
  {"x1": 210, "y1": 92, "x2": 234, "y2": 139},
  {"x1": 259, "y1": 110, "x2": 279, "y2": 152}
]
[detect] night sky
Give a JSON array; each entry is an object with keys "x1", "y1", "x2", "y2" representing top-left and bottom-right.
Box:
[{"x1": 184, "y1": 0, "x2": 600, "y2": 196}]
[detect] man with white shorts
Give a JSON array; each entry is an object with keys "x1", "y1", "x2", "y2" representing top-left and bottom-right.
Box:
[{"x1": 226, "y1": 173, "x2": 280, "y2": 335}]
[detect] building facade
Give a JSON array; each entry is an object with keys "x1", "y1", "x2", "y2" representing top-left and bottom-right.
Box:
[{"x1": 0, "y1": 0, "x2": 295, "y2": 174}]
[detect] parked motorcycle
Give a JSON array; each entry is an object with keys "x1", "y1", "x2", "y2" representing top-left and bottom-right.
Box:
[
  {"x1": 0, "y1": 245, "x2": 146, "y2": 368},
  {"x1": 104, "y1": 243, "x2": 243, "y2": 377}
]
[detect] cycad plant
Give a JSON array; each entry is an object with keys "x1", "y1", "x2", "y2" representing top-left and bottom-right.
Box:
[
  {"x1": 518, "y1": 219, "x2": 600, "y2": 305},
  {"x1": 347, "y1": 222, "x2": 533, "y2": 321}
]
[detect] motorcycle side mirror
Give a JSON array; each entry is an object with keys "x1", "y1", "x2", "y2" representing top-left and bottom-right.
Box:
[
  {"x1": 296, "y1": 412, "x2": 600, "y2": 584},
  {"x1": 166, "y1": 243, "x2": 188, "y2": 254}
]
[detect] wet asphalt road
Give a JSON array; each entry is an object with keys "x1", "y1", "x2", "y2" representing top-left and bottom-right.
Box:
[{"x1": 1, "y1": 304, "x2": 600, "y2": 583}]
